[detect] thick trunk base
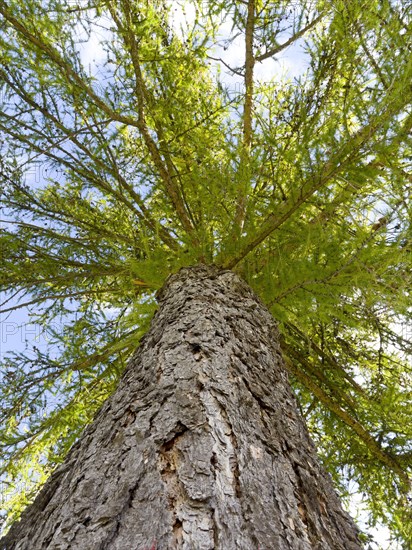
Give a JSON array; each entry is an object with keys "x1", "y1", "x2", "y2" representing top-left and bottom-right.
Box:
[{"x1": 1, "y1": 265, "x2": 361, "y2": 549}]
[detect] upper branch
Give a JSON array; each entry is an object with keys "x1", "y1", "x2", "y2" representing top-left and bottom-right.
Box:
[
  {"x1": 219, "y1": 82, "x2": 412, "y2": 268},
  {"x1": 0, "y1": 68, "x2": 177, "y2": 250},
  {"x1": 0, "y1": 2, "x2": 140, "y2": 128},
  {"x1": 243, "y1": 0, "x2": 255, "y2": 156},
  {"x1": 255, "y1": 12, "x2": 325, "y2": 63},
  {"x1": 112, "y1": 0, "x2": 198, "y2": 243},
  {"x1": 233, "y1": 0, "x2": 255, "y2": 233}
]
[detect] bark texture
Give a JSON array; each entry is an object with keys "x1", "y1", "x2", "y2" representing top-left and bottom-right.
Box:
[{"x1": 1, "y1": 265, "x2": 362, "y2": 550}]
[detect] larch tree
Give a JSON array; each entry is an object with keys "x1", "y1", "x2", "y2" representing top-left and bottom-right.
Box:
[{"x1": 0, "y1": 0, "x2": 411, "y2": 548}]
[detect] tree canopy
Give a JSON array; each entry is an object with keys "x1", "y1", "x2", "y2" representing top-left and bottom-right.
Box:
[{"x1": 0, "y1": 0, "x2": 411, "y2": 545}]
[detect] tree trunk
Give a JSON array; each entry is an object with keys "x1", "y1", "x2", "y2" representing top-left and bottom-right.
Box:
[{"x1": 1, "y1": 265, "x2": 362, "y2": 550}]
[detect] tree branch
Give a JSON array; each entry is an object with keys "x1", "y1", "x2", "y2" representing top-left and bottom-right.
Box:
[
  {"x1": 282, "y1": 352, "x2": 410, "y2": 487},
  {"x1": 219, "y1": 79, "x2": 412, "y2": 268},
  {"x1": 233, "y1": 0, "x2": 255, "y2": 233},
  {"x1": 255, "y1": 12, "x2": 325, "y2": 63},
  {"x1": 1, "y1": 0, "x2": 195, "y2": 247},
  {"x1": 111, "y1": 0, "x2": 198, "y2": 242},
  {"x1": 0, "y1": 69, "x2": 177, "y2": 250},
  {"x1": 0, "y1": 2, "x2": 140, "y2": 128}
]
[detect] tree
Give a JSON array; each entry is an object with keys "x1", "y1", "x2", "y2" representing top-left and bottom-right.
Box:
[{"x1": 0, "y1": 0, "x2": 411, "y2": 547}]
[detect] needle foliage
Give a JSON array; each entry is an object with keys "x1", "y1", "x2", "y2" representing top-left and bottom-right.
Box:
[{"x1": 0, "y1": 0, "x2": 411, "y2": 545}]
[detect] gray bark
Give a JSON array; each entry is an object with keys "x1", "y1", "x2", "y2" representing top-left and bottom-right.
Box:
[{"x1": 1, "y1": 264, "x2": 362, "y2": 549}]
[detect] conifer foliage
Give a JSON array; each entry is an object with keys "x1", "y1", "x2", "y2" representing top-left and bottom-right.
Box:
[{"x1": 0, "y1": 0, "x2": 411, "y2": 545}]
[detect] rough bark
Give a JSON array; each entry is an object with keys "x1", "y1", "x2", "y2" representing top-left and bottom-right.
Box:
[{"x1": 1, "y1": 265, "x2": 362, "y2": 549}]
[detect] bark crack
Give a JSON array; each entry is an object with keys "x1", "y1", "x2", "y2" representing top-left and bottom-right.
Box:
[
  {"x1": 209, "y1": 390, "x2": 242, "y2": 500},
  {"x1": 158, "y1": 423, "x2": 189, "y2": 548},
  {"x1": 98, "y1": 477, "x2": 141, "y2": 550},
  {"x1": 290, "y1": 458, "x2": 325, "y2": 545},
  {"x1": 241, "y1": 374, "x2": 274, "y2": 413}
]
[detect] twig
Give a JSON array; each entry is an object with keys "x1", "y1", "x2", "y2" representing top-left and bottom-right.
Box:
[{"x1": 255, "y1": 12, "x2": 325, "y2": 63}]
